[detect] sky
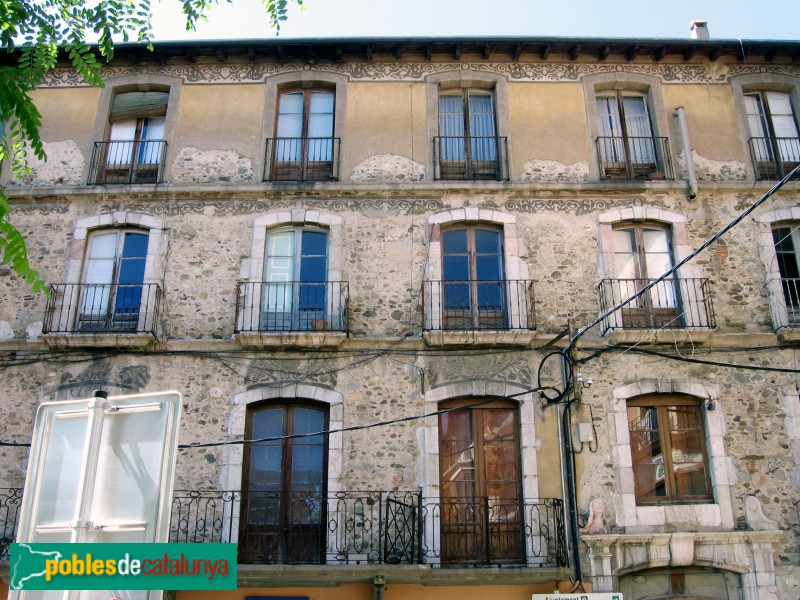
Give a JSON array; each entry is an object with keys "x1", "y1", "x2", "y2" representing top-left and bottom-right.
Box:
[{"x1": 149, "y1": 0, "x2": 800, "y2": 42}]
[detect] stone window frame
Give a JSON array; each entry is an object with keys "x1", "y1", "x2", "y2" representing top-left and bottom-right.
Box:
[
  {"x1": 424, "y1": 207, "x2": 530, "y2": 330},
  {"x1": 425, "y1": 70, "x2": 511, "y2": 180},
  {"x1": 609, "y1": 380, "x2": 734, "y2": 532},
  {"x1": 260, "y1": 71, "x2": 349, "y2": 181},
  {"x1": 87, "y1": 74, "x2": 183, "y2": 184},
  {"x1": 220, "y1": 383, "x2": 344, "y2": 544},
  {"x1": 237, "y1": 209, "x2": 344, "y2": 333},
  {"x1": 581, "y1": 72, "x2": 672, "y2": 182},
  {"x1": 419, "y1": 380, "x2": 540, "y2": 565},
  {"x1": 730, "y1": 73, "x2": 800, "y2": 181},
  {"x1": 597, "y1": 206, "x2": 710, "y2": 330},
  {"x1": 755, "y1": 206, "x2": 800, "y2": 332},
  {"x1": 46, "y1": 211, "x2": 169, "y2": 339}
]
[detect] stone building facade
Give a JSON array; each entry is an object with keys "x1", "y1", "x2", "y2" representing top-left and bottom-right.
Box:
[{"x1": 0, "y1": 33, "x2": 799, "y2": 600}]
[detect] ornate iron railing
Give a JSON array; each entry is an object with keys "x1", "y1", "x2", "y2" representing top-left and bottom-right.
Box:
[
  {"x1": 43, "y1": 283, "x2": 162, "y2": 336},
  {"x1": 88, "y1": 140, "x2": 167, "y2": 185},
  {"x1": 0, "y1": 488, "x2": 23, "y2": 560},
  {"x1": 169, "y1": 490, "x2": 566, "y2": 568},
  {"x1": 235, "y1": 281, "x2": 348, "y2": 333},
  {"x1": 422, "y1": 279, "x2": 536, "y2": 331},
  {"x1": 595, "y1": 136, "x2": 673, "y2": 181},
  {"x1": 264, "y1": 137, "x2": 341, "y2": 181},
  {"x1": 422, "y1": 497, "x2": 568, "y2": 567},
  {"x1": 433, "y1": 136, "x2": 509, "y2": 180},
  {"x1": 748, "y1": 136, "x2": 800, "y2": 180},
  {"x1": 597, "y1": 277, "x2": 715, "y2": 332}
]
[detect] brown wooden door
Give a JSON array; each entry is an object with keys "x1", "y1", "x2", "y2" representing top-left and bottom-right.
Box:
[{"x1": 438, "y1": 400, "x2": 524, "y2": 565}]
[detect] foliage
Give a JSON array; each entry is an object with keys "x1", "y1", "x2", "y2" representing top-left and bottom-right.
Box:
[{"x1": 0, "y1": 0, "x2": 302, "y2": 293}]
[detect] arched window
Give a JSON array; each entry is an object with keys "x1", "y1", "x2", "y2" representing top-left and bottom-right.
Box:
[
  {"x1": 610, "y1": 222, "x2": 680, "y2": 329},
  {"x1": 262, "y1": 226, "x2": 330, "y2": 331},
  {"x1": 627, "y1": 395, "x2": 712, "y2": 503},
  {"x1": 240, "y1": 401, "x2": 329, "y2": 564},
  {"x1": 77, "y1": 228, "x2": 150, "y2": 332},
  {"x1": 438, "y1": 399, "x2": 523, "y2": 564},
  {"x1": 441, "y1": 225, "x2": 506, "y2": 330}
]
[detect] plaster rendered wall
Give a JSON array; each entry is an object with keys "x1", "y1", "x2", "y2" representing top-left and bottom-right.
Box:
[
  {"x1": 345, "y1": 81, "x2": 424, "y2": 176},
  {"x1": 508, "y1": 82, "x2": 590, "y2": 179}
]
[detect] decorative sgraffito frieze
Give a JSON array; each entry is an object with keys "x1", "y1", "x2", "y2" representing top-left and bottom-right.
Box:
[
  {"x1": 45, "y1": 360, "x2": 151, "y2": 401},
  {"x1": 244, "y1": 357, "x2": 337, "y2": 389},
  {"x1": 504, "y1": 196, "x2": 668, "y2": 215},
  {"x1": 426, "y1": 353, "x2": 531, "y2": 389},
  {"x1": 99, "y1": 197, "x2": 444, "y2": 217},
  {"x1": 10, "y1": 203, "x2": 69, "y2": 215},
  {"x1": 36, "y1": 60, "x2": 798, "y2": 87}
]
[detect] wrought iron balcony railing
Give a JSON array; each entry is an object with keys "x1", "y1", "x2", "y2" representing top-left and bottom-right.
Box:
[
  {"x1": 170, "y1": 490, "x2": 567, "y2": 568},
  {"x1": 748, "y1": 136, "x2": 800, "y2": 180},
  {"x1": 88, "y1": 140, "x2": 167, "y2": 185},
  {"x1": 263, "y1": 137, "x2": 341, "y2": 181},
  {"x1": 235, "y1": 281, "x2": 348, "y2": 333},
  {"x1": 1, "y1": 488, "x2": 567, "y2": 569},
  {"x1": 0, "y1": 488, "x2": 22, "y2": 560},
  {"x1": 767, "y1": 277, "x2": 800, "y2": 329},
  {"x1": 597, "y1": 277, "x2": 715, "y2": 332},
  {"x1": 422, "y1": 279, "x2": 536, "y2": 331},
  {"x1": 433, "y1": 136, "x2": 509, "y2": 180},
  {"x1": 595, "y1": 136, "x2": 673, "y2": 181},
  {"x1": 43, "y1": 283, "x2": 163, "y2": 336}
]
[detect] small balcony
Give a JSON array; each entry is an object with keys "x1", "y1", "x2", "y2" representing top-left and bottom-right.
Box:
[
  {"x1": 596, "y1": 136, "x2": 673, "y2": 181},
  {"x1": 597, "y1": 277, "x2": 715, "y2": 334},
  {"x1": 263, "y1": 137, "x2": 341, "y2": 182},
  {"x1": 423, "y1": 279, "x2": 535, "y2": 332},
  {"x1": 170, "y1": 490, "x2": 567, "y2": 568},
  {"x1": 767, "y1": 277, "x2": 800, "y2": 334},
  {"x1": 0, "y1": 488, "x2": 22, "y2": 560},
  {"x1": 88, "y1": 140, "x2": 167, "y2": 185},
  {"x1": 748, "y1": 137, "x2": 800, "y2": 180},
  {"x1": 235, "y1": 281, "x2": 348, "y2": 347},
  {"x1": 42, "y1": 283, "x2": 162, "y2": 344},
  {"x1": 433, "y1": 136, "x2": 509, "y2": 181}
]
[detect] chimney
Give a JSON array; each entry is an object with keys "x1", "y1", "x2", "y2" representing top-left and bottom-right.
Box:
[{"x1": 690, "y1": 20, "x2": 709, "y2": 40}]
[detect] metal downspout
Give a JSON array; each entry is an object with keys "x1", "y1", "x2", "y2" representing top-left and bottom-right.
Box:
[{"x1": 675, "y1": 106, "x2": 698, "y2": 200}]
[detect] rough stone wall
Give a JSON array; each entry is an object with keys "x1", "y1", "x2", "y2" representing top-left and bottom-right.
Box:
[
  {"x1": 350, "y1": 154, "x2": 425, "y2": 182},
  {"x1": 10, "y1": 140, "x2": 85, "y2": 187},
  {"x1": 170, "y1": 147, "x2": 255, "y2": 184}
]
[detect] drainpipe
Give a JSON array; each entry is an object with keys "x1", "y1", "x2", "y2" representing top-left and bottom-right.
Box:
[{"x1": 675, "y1": 107, "x2": 698, "y2": 200}]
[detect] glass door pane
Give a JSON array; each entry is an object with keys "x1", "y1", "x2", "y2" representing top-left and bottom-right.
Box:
[
  {"x1": 264, "y1": 230, "x2": 296, "y2": 330},
  {"x1": 113, "y1": 232, "x2": 148, "y2": 330}
]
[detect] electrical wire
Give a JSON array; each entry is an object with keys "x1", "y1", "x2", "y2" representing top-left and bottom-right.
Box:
[{"x1": 568, "y1": 164, "x2": 800, "y2": 352}]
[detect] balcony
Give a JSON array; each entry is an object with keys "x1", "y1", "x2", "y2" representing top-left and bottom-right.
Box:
[
  {"x1": 263, "y1": 137, "x2": 341, "y2": 182},
  {"x1": 235, "y1": 281, "x2": 348, "y2": 348},
  {"x1": 597, "y1": 278, "x2": 715, "y2": 338},
  {"x1": 171, "y1": 490, "x2": 567, "y2": 568},
  {"x1": 42, "y1": 283, "x2": 162, "y2": 346},
  {"x1": 1, "y1": 488, "x2": 566, "y2": 569},
  {"x1": 748, "y1": 136, "x2": 800, "y2": 180},
  {"x1": 595, "y1": 136, "x2": 673, "y2": 181},
  {"x1": 0, "y1": 488, "x2": 21, "y2": 560},
  {"x1": 422, "y1": 279, "x2": 535, "y2": 343},
  {"x1": 88, "y1": 140, "x2": 167, "y2": 185},
  {"x1": 433, "y1": 136, "x2": 509, "y2": 181}
]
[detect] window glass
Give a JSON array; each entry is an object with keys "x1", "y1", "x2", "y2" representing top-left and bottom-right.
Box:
[
  {"x1": 627, "y1": 397, "x2": 711, "y2": 503},
  {"x1": 438, "y1": 401, "x2": 523, "y2": 564}
]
